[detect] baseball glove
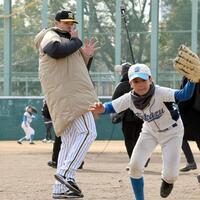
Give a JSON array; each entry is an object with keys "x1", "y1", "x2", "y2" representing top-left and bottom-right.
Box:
[{"x1": 173, "y1": 45, "x2": 200, "y2": 83}]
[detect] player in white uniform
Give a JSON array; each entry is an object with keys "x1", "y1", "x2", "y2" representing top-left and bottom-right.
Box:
[
  {"x1": 89, "y1": 63, "x2": 196, "y2": 200},
  {"x1": 17, "y1": 105, "x2": 36, "y2": 144}
]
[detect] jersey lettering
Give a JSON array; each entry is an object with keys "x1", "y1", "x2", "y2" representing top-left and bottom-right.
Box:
[{"x1": 135, "y1": 108, "x2": 164, "y2": 122}]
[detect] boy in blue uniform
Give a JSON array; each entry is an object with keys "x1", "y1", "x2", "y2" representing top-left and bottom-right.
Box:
[
  {"x1": 17, "y1": 105, "x2": 37, "y2": 144},
  {"x1": 89, "y1": 63, "x2": 195, "y2": 200}
]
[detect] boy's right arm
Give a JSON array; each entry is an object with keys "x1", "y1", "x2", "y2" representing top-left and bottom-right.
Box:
[
  {"x1": 89, "y1": 93, "x2": 130, "y2": 115},
  {"x1": 103, "y1": 102, "x2": 116, "y2": 114}
]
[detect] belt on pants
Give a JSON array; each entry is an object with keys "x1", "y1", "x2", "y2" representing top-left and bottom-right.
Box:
[{"x1": 158, "y1": 123, "x2": 177, "y2": 132}]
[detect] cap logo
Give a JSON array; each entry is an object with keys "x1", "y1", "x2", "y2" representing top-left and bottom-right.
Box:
[
  {"x1": 68, "y1": 12, "x2": 73, "y2": 19},
  {"x1": 134, "y1": 66, "x2": 141, "y2": 72}
]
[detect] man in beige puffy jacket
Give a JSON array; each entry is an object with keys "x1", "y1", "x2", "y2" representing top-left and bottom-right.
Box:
[{"x1": 35, "y1": 10, "x2": 99, "y2": 199}]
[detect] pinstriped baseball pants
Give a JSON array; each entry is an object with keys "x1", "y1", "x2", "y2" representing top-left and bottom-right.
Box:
[{"x1": 53, "y1": 111, "x2": 97, "y2": 193}]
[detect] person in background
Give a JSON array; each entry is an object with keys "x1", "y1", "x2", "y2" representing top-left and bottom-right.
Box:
[
  {"x1": 41, "y1": 99, "x2": 53, "y2": 143},
  {"x1": 41, "y1": 99, "x2": 60, "y2": 168},
  {"x1": 111, "y1": 63, "x2": 146, "y2": 162},
  {"x1": 178, "y1": 77, "x2": 200, "y2": 181},
  {"x1": 47, "y1": 136, "x2": 61, "y2": 168},
  {"x1": 17, "y1": 105, "x2": 37, "y2": 145}
]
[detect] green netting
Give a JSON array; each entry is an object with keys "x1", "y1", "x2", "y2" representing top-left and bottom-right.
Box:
[
  {"x1": 1, "y1": 0, "x2": 199, "y2": 96},
  {"x1": 0, "y1": 97, "x2": 122, "y2": 140}
]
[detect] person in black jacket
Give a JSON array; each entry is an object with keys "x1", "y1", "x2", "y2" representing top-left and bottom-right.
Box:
[
  {"x1": 178, "y1": 77, "x2": 200, "y2": 179},
  {"x1": 112, "y1": 63, "x2": 147, "y2": 163},
  {"x1": 41, "y1": 99, "x2": 60, "y2": 168},
  {"x1": 41, "y1": 99, "x2": 53, "y2": 142}
]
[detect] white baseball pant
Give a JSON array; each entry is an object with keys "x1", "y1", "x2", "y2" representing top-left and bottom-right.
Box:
[
  {"x1": 21, "y1": 122, "x2": 35, "y2": 139},
  {"x1": 128, "y1": 118, "x2": 184, "y2": 184}
]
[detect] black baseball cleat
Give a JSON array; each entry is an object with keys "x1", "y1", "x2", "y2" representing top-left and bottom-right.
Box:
[
  {"x1": 144, "y1": 158, "x2": 150, "y2": 168},
  {"x1": 180, "y1": 162, "x2": 197, "y2": 172},
  {"x1": 47, "y1": 161, "x2": 57, "y2": 168},
  {"x1": 66, "y1": 190, "x2": 84, "y2": 198},
  {"x1": 29, "y1": 142, "x2": 35, "y2": 144},
  {"x1": 52, "y1": 192, "x2": 68, "y2": 199},
  {"x1": 53, "y1": 190, "x2": 84, "y2": 199},
  {"x1": 160, "y1": 179, "x2": 173, "y2": 198},
  {"x1": 54, "y1": 174, "x2": 82, "y2": 194},
  {"x1": 78, "y1": 161, "x2": 84, "y2": 169},
  {"x1": 197, "y1": 174, "x2": 200, "y2": 183}
]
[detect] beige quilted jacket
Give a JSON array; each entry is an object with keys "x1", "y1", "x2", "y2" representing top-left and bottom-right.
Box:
[{"x1": 34, "y1": 28, "x2": 98, "y2": 136}]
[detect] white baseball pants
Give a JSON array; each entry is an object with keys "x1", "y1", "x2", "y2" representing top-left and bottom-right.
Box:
[
  {"x1": 128, "y1": 118, "x2": 184, "y2": 184},
  {"x1": 21, "y1": 123, "x2": 35, "y2": 139}
]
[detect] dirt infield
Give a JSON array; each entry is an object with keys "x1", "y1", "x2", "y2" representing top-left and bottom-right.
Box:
[{"x1": 0, "y1": 141, "x2": 200, "y2": 200}]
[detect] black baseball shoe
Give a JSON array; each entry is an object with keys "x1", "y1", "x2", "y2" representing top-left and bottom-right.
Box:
[
  {"x1": 160, "y1": 179, "x2": 173, "y2": 198},
  {"x1": 17, "y1": 140, "x2": 22, "y2": 144},
  {"x1": 180, "y1": 162, "x2": 197, "y2": 172},
  {"x1": 52, "y1": 192, "x2": 68, "y2": 199},
  {"x1": 78, "y1": 161, "x2": 84, "y2": 169},
  {"x1": 47, "y1": 161, "x2": 57, "y2": 168},
  {"x1": 197, "y1": 174, "x2": 200, "y2": 183},
  {"x1": 66, "y1": 190, "x2": 84, "y2": 198},
  {"x1": 54, "y1": 174, "x2": 82, "y2": 194},
  {"x1": 29, "y1": 141, "x2": 35, "y2": 144},
  {"x1": 52, "y1": 190, "x2": 84, "y2": 199},
  {"x1": 144, "y1": 158, "x2": 150, "y2": 168}
]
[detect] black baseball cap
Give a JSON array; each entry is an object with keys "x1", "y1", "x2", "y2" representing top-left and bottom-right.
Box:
[
  {"x1": 121, "y1": 62, "x2": 131, "y2": 76},
  {"x1": 55, "y1": 10, "x2": 78, "y2": 24}
]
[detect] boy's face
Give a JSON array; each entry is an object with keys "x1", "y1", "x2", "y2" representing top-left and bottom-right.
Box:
[
  {"x1": 129, "y1": 77, "x2": 152, "y2": 96},
  {"x1": 27, "y1": 107, "x2": 33, "y2": 113}
]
